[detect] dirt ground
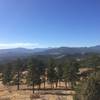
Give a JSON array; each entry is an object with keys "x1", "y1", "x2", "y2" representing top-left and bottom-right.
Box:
[{"x1": 0, "y1": 81, "x2": 74, "y2": 100}]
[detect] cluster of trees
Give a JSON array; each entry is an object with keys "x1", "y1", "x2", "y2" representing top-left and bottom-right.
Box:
[
  {"x1": 0, "y1": 54, "x2": 100, "y2": 100},
  {"x1": 1, "y1": 57, "x2": 80, "y2": 93}
]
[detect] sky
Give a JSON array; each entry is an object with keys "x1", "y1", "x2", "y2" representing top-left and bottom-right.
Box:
[{"x1": 0, "y1": 0, "x2": 100, "y2": 49}]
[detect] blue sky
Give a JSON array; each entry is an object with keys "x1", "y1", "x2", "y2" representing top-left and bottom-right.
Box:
[{"x1": 0, "y1": 0, "x2": 100, "y2": 49}]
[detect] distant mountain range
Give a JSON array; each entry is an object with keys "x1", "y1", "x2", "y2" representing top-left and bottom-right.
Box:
[
  {"x1": 0, "y1": 45, "x2": 100, "y2": 62},
  {"x1": 40, "y1": 45, "x2": 100, "y2": 55},
  {"x1": 0, "y1": 48, "x2": 47, "y2": 62}
]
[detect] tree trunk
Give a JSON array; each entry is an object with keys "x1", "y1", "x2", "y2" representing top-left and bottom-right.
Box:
[
  {"x1": 38, "y1": 83, "x2": 41, "y2": 90},
  {"x1": 53, "y1": 82, "x2": 54, "y2": 89},
  {"x1": 65, "y1": 81, "x2": 67, "y2": 89},
  {"x1": 51, "y1": 83, "x2": 52, "y2": 89},
  {"x1": 17, "y1": 71, "x2": 20, "y2": 90},
  {"x1": 59, "y1": 80, "x2": 61, "y2": 87},
  {"x1": 56, "y1": 81, "x2": 58, "y2": 88},
  {"x1": 44, "y1": 81, "x2": 45, "y2": 89},
  {"x1": 51, "y1": 83, "x2": 53, "y2": 89},
  {"x1": 32, "y1": 82, "x2": 35, "y2": 94}
]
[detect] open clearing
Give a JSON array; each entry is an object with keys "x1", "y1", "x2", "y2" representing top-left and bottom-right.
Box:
[{"x1": 0, "y1": 81, "x2": 74, "y2": 100}]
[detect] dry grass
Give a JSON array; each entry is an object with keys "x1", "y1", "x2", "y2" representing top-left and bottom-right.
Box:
[{"x1": 0, "y1": 81, "x2": 74, "y2": 100}]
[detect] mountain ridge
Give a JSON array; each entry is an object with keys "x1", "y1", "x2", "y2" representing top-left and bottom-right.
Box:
[{"x1": 0, "y1": 45, "x2": 100, "y2": 63}]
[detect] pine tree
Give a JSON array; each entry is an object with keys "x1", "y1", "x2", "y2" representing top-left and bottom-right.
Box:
[
  {"x1": 15, "y1": 58, "x2": 23, "y2": 90},
  {"x1": 2, "y1": 63, "x2": 13, "y2": 85},
  {"x1": 27, "y1": 58, "x2": 43, "y2": 93},
  {"x1": 63, "y1": 61, "x2": 79, "y2": 89},
  {"x1": 56, "y1": 64, "x2": 63, "y2": 87},
  {"x1": 27, "y1": 58, "x2": 36, "y2": 93},
  {"x1": 47, "y1": 59, "x2": 57, "y2": 88}
]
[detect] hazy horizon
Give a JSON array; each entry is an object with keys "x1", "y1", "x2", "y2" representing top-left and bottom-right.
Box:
[{"x1": 0, "y1": 43, "x2": 99, "y2": 50}]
